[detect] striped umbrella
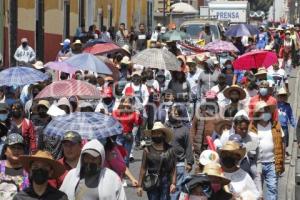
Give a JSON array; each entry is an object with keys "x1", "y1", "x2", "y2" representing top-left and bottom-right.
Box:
[
  {"x1": 35, "y1": 79, "x2": 101, "y2": 99},
  {"x1": 204, "y1": 40, "x2": 239, "y2": 53},
  {"x1": 44, "y1": 112, "x2": 123, "y2": 140},
  {"x1": 0, "y1": 66, "x2": 49, "y2": 87},
  {"x1": 132, "y1": 48, "x2": 181, "y2": 71}
]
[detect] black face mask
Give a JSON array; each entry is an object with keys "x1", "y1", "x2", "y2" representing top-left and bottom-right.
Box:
[
  {"x1": 38, "y1": 111, "x2": 48, "y2": 118},
  {"x1": 82, "y1": 163, "x2": 100, "y2": 176},
  {"x1": 103, "y1": 98, "x2": 112, "y2": 105},
  {"x1": 230, "y1": 98, "x2": 240, "y2": 103},
  {"x1": 152, "y1": 136, "x2": 163, "y2": 144},
  {"x1": 31, "y1": 168, "x2": 49, "y2": 185},
  {"x1": 221, "y1": 156, "x2": 237, "y2": 169},
  {"x1": 12, "y1": 110, "x2": 22, "y2": 119},
  {"x1": 22, "y1": 42, "x2": 28, "y2": 48}
]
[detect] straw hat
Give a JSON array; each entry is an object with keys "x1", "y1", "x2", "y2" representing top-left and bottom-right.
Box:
[
  {"x1": 33, "y1": 61, "x2": 44, "y2": 70},
  {"x1": 255, "y1": 67, "x2": 267, "y2": 76},
  {"x1": 219, "y1": 141, "x2": 246, "y2": 160},
  {"x1": 122, "y1": 45, "x2": 131, "y2": 55},
  {"x1": 214, "y1": 119, "x2": 232, "y2": 135},
  {"x1": 73, "y1": 39, "x2": 82, "y2": 45},
  {"x1": 195, "y1": 54, "x2": 206, "y2": 62},
  {"x1": 144, "y1": 122, "x2": 173, "y2": 143},
  {"x1": 186, "y1": 57, "x2": 196, "y2": 67},
  {"x1": 121, "y1": 56, "x2": 131, "y2": 65},
  {"x1": 253, "y1": 101, "x2": 275, "y2": 114},
  {"x1": 203, "y1": 163, "x2": 231, "y2": 185},
  {"x1": 277, "y1": 87, "x2": 288, "y2": 96},
  {"x1": 19, "y1": 150, "x2": 65, "y2": 179},
  {"x1": 223, "y1": 85, "x2": 246, "y2": 100},
  {"x1": 37, "y1": 100, "x2": 50, "y2": 109},
  {"x1": 199, "y1": 150, "x2": 220, "y2": 166}
]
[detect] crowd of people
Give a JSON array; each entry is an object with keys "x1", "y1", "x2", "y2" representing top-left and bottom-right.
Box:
[{"x1": 1, "y1": 21, "x2": 300, "y2": 200}]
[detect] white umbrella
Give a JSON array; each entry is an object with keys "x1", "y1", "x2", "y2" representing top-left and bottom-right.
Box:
[{"x1": 171, "y1": 2, "x2": 198, "y2": 14}]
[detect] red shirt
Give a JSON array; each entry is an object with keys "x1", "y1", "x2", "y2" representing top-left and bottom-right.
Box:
[
  {"x1": 112, "y1": 110, "x2": 142, "y2": 134},
  {"x1": 248, "y1": 95, "x2": 278, "y2": 121}
]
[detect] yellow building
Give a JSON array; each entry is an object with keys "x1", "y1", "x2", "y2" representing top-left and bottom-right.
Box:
[{"x1": 3, "y1": 0, "x2": 149, "y2": 65}]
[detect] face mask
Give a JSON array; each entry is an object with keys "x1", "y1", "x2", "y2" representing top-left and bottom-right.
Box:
[
  {"x1": 259, "y1": 88, "x2": 268, "y2": 96},
  {"x1": 211, "y1": 183, "x2": 222, "y2": 193},
  {"x1": 164, "y1": 101, "x2": 173, "y2": 107},
  {"x1": 82, "y1": 163, "x2": 101, "y2": 176},
  {"x1": 38, "y1": 111, "x2": 48, "y2": 118},
  {"x1": 189, "y1": 195, "x2": 208, "y2": 200},
  {"x1": 152, "y1": 136, "x2": 163, "y2": 144},
  {"x1": 230, "y1": 97, "x2": 240, "y2": 103},
  {"x1": 12, "y1": 110, "x2": 22, "y2": 119},
  {"x1": 31, "y1": 168, "x2": 49, "y2": 185},
  {"x1": 261, "y1": 113, "x2": 271, "y2": 122},
  {"x1": 0, "y1": 114, "x2": 7, "y2": 121},
  {"x1": 22, "y1": 42, "x2": 28, "y2": 48},
  {"x1": 221, "y1": 156, "x2": 237, "y2": 169},
  {"x1": 103, "y1": 98, "x2": 112, "y2": 105},
  {"x1": 146, "y1": 79, "x2": 154, "y2": 86}
]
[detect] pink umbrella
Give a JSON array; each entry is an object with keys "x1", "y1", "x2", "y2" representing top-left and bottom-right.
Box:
[
  {"x1": 35, "y1": 79, "x2": 101, "y2": 99},
  {"x1": 204, "y1": 40, "x2": 239, "y2": 53},
  {"x1": 233, "y1": 50, "x2": 278, "y2": 70},
  {"x1": 84, "y1": 43, "x2": 124, "y2": 55},
  {"x1": 45, "y1": 61, "x2": 77, "y2": 74}
]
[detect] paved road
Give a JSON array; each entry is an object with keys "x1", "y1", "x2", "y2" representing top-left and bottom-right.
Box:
[{"x1": 125, "y1": 68, "x2": 300, "y2": 200}]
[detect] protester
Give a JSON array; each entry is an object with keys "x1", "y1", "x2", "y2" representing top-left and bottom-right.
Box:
[
  {"x1": 222, "y1": 85, "x2": 247, "y2": 117},
  {"x1": 137, "y1": 122, "x2": 176, "y2": 199},
  {"x1": 60, "y1": 139, "x2": 126, "y2": 200},
  {"x1": 135, "y1": 23, "x2": 148, "y2": 52},
  {"x1": 14, "y1": 150, "x2": 67, "y2": 200},
  {"x1": 116, "y1": 23, "x2": 129, "y2": 47},
  {"x1": 57, "y1": 39, "x2": 72, "y2": 58},
  {"x1": 14, "y1": 38, "x2": 36, "y2": 65},
  {"x1": 267, "y1": 61, "x2": 289, "y2": 93}
]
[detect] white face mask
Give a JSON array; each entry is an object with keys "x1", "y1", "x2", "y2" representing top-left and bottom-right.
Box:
[
  {"x1": 146, "y1": 79, "x2": 154, "y2": 86},
  {"x1": 189, "y1": 195, "x2": 208, "y2": 200}
]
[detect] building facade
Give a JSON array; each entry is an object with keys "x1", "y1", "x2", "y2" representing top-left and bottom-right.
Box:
[{"x1": 2, "y1": 0, "x2": 148, "y2": 66}]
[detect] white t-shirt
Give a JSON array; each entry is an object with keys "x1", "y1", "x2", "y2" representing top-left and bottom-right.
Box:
[
  {"x1": 224, "y1": 168, "x2": 259, "y2": 199},
  {"x1": 187, "y1": 69, "x2": 202, "y2": 96},
  {"x1": 257, "y1": 123, "x2": 275, "y2": 163},
  {"x1": 267, "y1": 68, "x2": 288, "y2": 90}
]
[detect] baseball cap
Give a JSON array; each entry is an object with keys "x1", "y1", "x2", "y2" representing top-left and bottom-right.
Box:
[
  {"x1": 60, "y1": 39, "x2": 71, "y2": 46},
  {"x1": 6, "y1": 133, "x2": 24, "y2": 146},
  {"x1": 82, "y1": 149, "x2": 101, "y2": 157},
  {"x1": 228, "y1": 134, "x2": 243, "y2": 145},
  {"x1": 62, "y1": 131, "x2": 82, "y2": 144}
]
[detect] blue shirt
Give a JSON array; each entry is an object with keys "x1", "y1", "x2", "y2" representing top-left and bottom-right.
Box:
[{"x1": 278, "y1": 101, "x2": 296, "y2": 128}]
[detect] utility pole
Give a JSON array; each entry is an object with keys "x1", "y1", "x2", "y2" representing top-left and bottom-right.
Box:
[
  {"x1": 9, "y1": 0, "x2": 17, "y2": 66},
  {"x1": 163, "y1": 0, "x2": 166, "y2": 25},
  {"x1": 63, "y1": 0, "x2": 70, "y2": 39},
  {"x1": 36, "y1": 0, "x2": 44, "y2": 61}
]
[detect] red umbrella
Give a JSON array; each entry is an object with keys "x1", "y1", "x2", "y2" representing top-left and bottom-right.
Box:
[
  {"x1": 233, "y1": 50, "x2": 278, "y2": 70},
  {"x1": 83, "y1": 43, "x2": 122, "y2": 55},
  {"x1": 35, "y1": 79, "x2": 101, "y2": 99}
]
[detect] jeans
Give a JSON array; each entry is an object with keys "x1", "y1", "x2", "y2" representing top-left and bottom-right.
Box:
[
  {"x1": 262, "y1": 162, "x2": 278, "y2": 200},
  {"x1": 170, "y1": 164, "x2": 186, "y2": 200},
  {"x1": 147, "y1": 176, "x2": 171, "y2": 200},
  {"x1": 282, "y1": 126, "x2": 289, "y2": 147},
  {"x1": 116, "y1": 133, "x2": 133, "y2": 166}
]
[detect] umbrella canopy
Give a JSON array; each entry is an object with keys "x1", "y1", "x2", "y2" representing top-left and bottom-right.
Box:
[
  {"x1": 83, "y1": 42, "x2": 122, "y2": 55},
  {"x1": 64, "y1": 53, "x2": 112, "y2": 74},
  {"x1": 44, "y1": 112, "x2": 123, "y2": 140},
  {"x1": 96, "y1": 56, "x2": 120, "y2": 81},
  {"x1": 163, "y1": 30, "x2": 189, "y2": 41},
  {"x1": 0, "y1": 66, "x2": 49, "y2": 87},
  {"x1": 35, "y1": 79, "x2": 101, "y2": 99},
  {"x1": 170, "y1": 2, "x2": 198, "y2": 14},
  {"x1": 233, "y1": 50, "x2": 278, "y2": 70},
  {"x1": 204, "y1": 40, "x2": 239, "y2": 53},
  {"x1": 225, "y1": 24, "x2": 259, "y2": 37},
  {"x1": 44, "y1": 61, "x2": 77, "y2": 74},
  {"x1": 132, "y1": 48, "x2": 181, "y2": 71}
]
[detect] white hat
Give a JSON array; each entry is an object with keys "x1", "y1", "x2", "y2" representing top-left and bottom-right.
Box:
[
  {"x1": 122, "y1": 45, "x2": 131, "y2": 54},
  {"x1": 121, "y1": 56, "x2": 131, "y2": 65},
  {"x1": 33, "y1": 61, "x2": 44, "y2": 70},
  {"x1": 199, "y1": 150, "x2": 220, "y2": 166},
  {"x1": 47, "y1": 104, "x2": 66, "y2": 117},
  {"x1": 161, "y1": 26, "x2": 167, "y2": 34},
  {"x1": 233, "y1": 110, "x2": 249, "y2": 121},
  {"x1": 60, "y1": 39, "x2": 71, "y2": 46}
]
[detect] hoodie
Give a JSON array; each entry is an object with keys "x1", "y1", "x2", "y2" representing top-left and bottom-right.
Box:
[{"x1": 60, "y1": 139, "x2": 126, "y2": 200}]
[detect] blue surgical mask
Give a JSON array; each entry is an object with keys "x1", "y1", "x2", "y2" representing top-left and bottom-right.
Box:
[
  {"x1": 0, "y1": 114, "x2": 7, "y2": 121},
  {"x1": 261, "y1": 113, "x2": 272, "y2": 122},
  {"x1": 259, "y1": 88, "x2": 268, "y2": 96}
]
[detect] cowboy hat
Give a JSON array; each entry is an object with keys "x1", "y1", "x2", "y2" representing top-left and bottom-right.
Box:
[
  {"x1": 33, "y1": 61, "x2": 44, "y2": 70},
  {"x1": 19, "y1": 150, "x2": 65, "y2": 179},
  {"x1": 144, "y1": 122, "x2": 173, "y2": 143},
  {"x1": 219, "y1": 141, "x2": 246, "y2": 160},
  {"x1": 255, "y1": 67, "x2": 267, "y2": 76},
  {"x1": 223, "y1": 85, "x2": 246, "y2": 100},
  {"x1": 253, "y1": 101, "x2": 275, "y2": 114},
  {"x1": 73, "y1": 39, "x2": 82, "y2": 45},
  {"x1": 122, "y1": 45, "x2": 131, "y2": 55},
  {"x1": 214, "y1": 119, "x2": 232, "y2": 135},
  {"x1": 199, "y1": 150, "x2": 220, "y2": 166},
  {"x1": 277, "y1": 87, "x2": 288, "y2": 96},
  {"x1": 203, "y1": 163, "x2": 231, "y2": 185},
  {"x1": 121, "y1": 56, "x2": 131, "y2": 65}
]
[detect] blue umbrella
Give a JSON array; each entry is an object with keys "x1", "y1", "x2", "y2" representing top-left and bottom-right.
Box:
[
  {"x1": 225, "y1": 24, "x2": 259, "y2": 37},
  {"x1": 64, "y1": 53, "x2": 112, "y2": 74},
  {"x1": 0, "y1": 66, "x2": 49, "y2": 87},
  {"x1": 44, "y1": 112, "x2": 123, "y2": 140}
]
